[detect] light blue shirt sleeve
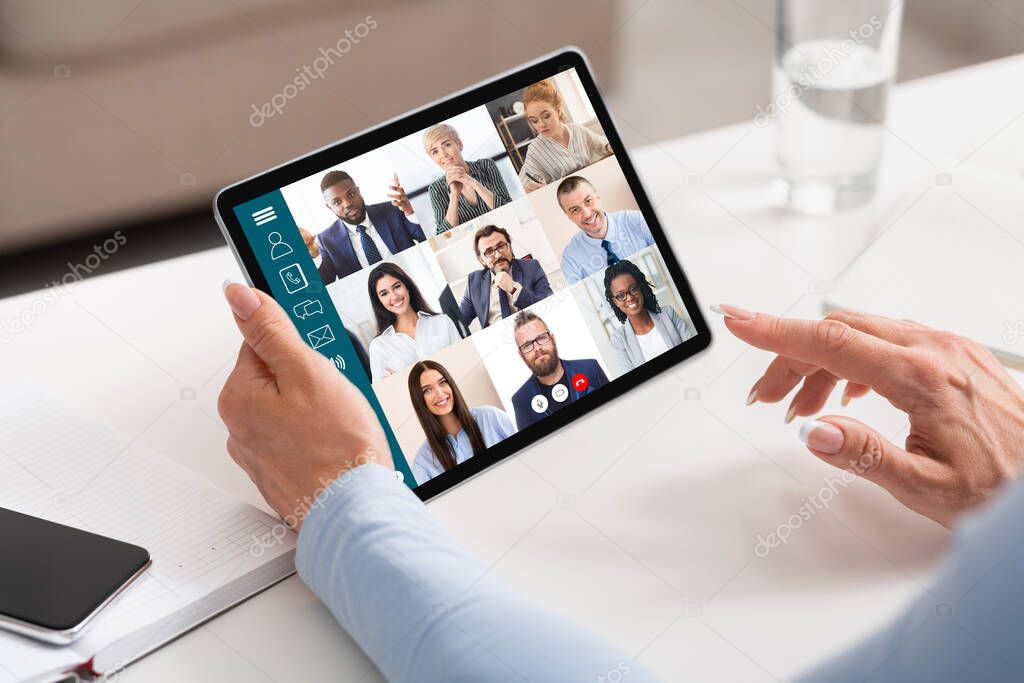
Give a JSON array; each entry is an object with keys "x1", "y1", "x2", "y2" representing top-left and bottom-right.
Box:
[
  {"x1": 615, "y1": 210, "x2": 654, "y2": 249},
  {"x1": 295, "y1": 464, "x2": 662, "y2": 683},
  {"x1": 560, "y1": 211, "x2": 656, "y2": 285},
  {"x1": 412, "y1": 405, "x2": 515, "y2": 486},
  {"x1": 474, "y1": 404, "x2": 516, "y2": 443},
  {"x1": 795, "y1": 478, "x2": 1024, "y2": 683},
  {"x1": 560, "y1": 233, "x2": 589, "y2": 285},
  {"x1": 298, "y1": 464, "x2": 1024, "y2": 683},
  {"x1": 411, "y1": 442, "x2": 440, "y2": 485}
]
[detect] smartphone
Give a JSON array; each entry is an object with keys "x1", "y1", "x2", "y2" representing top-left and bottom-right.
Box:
[{"x1": 0, "y1": 507, "x2": 151, "y2": 644}]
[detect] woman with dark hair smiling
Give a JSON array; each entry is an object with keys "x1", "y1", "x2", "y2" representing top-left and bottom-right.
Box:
[
  {"x1": 604, "y1": 259, "x2": 695, "y2": 373},
  {"x1": 407, "y1": 360, "x2": 515, "y2": 485},
  {"x1": 366, "y1": 263, "x2": 461, "y2": 382}
]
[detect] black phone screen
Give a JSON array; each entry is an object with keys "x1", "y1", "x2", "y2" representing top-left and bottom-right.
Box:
[{"x1": 0, "y1": 507, "x2": 150, "y2": 632}]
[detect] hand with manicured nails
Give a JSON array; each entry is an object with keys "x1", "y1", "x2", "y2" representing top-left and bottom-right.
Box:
[
  {"x1": 218, "y1": 283, "x2": 393, "y2": 532},
  {"x1": 713, "y1": 304, "x2": 1024, "y2": 527}
]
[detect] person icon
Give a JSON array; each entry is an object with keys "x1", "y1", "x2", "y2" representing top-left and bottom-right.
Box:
[{"x1": 268, "y1": 232, "x2": 294, "y2": 261}]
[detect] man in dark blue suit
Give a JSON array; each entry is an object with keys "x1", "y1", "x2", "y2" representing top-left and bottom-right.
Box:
[
  {"x1": 310, "y1": 170, "x2": 426, "y2": 283},
  {"x1": 458, "y1": 225, "x2": 553, "y2": 330},
  {"x1": 509, "y1": 310, "x2": 609, "y2": 430}
]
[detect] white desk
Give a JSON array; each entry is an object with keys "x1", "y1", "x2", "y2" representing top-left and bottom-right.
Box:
[{"x1": 2, "y1": 54, "x2": 1022, "y2": 682}]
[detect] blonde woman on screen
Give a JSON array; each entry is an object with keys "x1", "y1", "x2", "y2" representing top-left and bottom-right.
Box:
[
  {"x1": 517, "y1": 79, "x2": 613, "y2": 192},
  {"x1": 423, "y1": 123, "x2": 513, "y2": 233}
]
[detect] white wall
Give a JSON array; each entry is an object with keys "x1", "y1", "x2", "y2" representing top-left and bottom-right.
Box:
[{"x1": 553, "y1": 69, "x2": 597, "y2": 126}]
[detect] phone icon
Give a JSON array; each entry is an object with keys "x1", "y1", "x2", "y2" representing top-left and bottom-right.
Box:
[
  {"x1": 571, "y1": 373, "x2": 589, "y2": 392},
  {"x1": 279, "y1": 264, "x2": 308, "y2": 294}
]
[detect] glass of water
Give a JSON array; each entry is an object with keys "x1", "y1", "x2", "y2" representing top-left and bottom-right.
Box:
[{"x1": 771, "y1": 0, "x2": 904, "y2": 214}]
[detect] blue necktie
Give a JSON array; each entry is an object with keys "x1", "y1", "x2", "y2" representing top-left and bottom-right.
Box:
[
  {"x1": 498, "y1": 288, "x2": 511, "y2": 319},
  {"x1": 601, "y1": 239, "x2": 620, "y2": 266},
  {"x1": 357, "y1": 225, "x2": 383, "y2": 265}
]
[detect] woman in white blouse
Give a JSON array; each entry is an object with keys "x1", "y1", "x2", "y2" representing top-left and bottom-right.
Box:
[
  {"x1": 604, "y1": 259, "x2": 695, "y2": 374},
  {"x1": 366, "y1": 262, "x2": 462, "y2": 382},
  {"x1": 517, "y1": 78, "x2": 613, "y2": 192}
]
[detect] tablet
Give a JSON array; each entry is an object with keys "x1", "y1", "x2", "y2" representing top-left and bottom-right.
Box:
[{"x1": 214, "y1": 48, "x2": 710, "y2": 500}]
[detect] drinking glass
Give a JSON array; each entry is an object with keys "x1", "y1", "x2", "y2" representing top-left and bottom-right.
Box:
[{"x1": 769, "y1": 0, "x2": 904, "y2": 214}]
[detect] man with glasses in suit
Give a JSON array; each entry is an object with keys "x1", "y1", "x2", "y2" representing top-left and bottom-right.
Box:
[{"x1": 458, "y1": 225, "x2": 553, "y2": 330}]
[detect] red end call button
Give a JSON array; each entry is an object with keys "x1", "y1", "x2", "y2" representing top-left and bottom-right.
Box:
[{"x1": 571, "y1": 373, "x2": 588, "y2": 392}]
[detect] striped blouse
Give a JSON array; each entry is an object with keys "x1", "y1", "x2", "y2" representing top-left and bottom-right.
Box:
[
  {"x1": 517, "y1": 122, "x2": 612, "y2": 187},
  {"x1": 427, "y1": 158, "x2": 512, "y2": 234}
]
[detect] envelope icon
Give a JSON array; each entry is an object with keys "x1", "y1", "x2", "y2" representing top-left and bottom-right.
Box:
[{"x1": 306, "y1": 324, "x2": 335, "y2": 350}]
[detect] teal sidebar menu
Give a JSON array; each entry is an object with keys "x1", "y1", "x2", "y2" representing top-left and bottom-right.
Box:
[{"x1": 233, "y1": 191, "x2": 415, "y2": 487}]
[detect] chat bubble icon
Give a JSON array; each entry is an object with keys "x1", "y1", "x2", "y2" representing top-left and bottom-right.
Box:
[{"x1": 292, "y1": 299, "x2": 323, "y2": 320}]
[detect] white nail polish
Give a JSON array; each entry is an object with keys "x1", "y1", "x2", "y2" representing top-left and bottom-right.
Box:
[
  {"x1": 222, "y1": 278, "x2": 236, "y2": 293},
  {"x1": 798, "y1": 421, "x2": 821, "y2": 445},
  {"x1": 797, "y1": 420, "x2": 845, "y2": 454},
  {"x1": 746, "y1": 386, "x2": 758, "y2": 405},
  {"x1": 784, "y1": 404, "x2": 797, "y2": 424},
  {"x1": 709, "y1": 304, "x2": 756, "y2": 321}
]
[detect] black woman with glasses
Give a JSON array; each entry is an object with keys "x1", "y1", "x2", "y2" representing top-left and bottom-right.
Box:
[
  {"x1": 603, "y1": 259, "x2": 695, "y2": 374},
  {"x1": 458, "y1": 224, "x2": 553, "y2": 330}
]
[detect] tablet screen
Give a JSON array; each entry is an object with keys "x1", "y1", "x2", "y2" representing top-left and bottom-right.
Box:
[{"x1": 218, "y1": 54, "x2": 707, "y2": 498}]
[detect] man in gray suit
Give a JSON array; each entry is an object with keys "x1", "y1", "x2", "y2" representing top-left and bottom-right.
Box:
[{"x1": 458, "y1": 225, "x2": 553, "y2": 330}]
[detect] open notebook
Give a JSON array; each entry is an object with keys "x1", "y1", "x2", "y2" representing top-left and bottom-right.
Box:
[{"x1": 0, "y1": 387, "x2": 296, "y2": 683}]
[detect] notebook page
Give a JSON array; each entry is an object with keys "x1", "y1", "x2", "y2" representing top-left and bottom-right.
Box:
[{"x1": 0, "y1": 386, "x2": 296, "y2": 682}]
